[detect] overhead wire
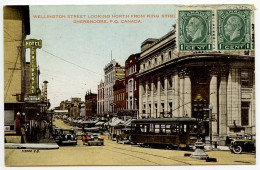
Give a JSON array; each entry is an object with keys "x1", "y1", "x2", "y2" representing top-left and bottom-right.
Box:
[{"x1": 41, "y1": 49, "x2": 104, "y2": 77}]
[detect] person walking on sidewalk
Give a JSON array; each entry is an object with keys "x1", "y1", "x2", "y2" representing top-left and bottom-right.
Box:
[{"x1": 43, "y1": 125, "x2": 46, "y2": 139}]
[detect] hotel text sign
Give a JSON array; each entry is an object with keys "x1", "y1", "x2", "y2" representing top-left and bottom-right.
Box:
[{"x1": 24, "y1": 39, "x2": 42, "y2": 95}]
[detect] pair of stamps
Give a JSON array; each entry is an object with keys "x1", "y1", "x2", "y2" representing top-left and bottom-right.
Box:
[{"x1": 178, "y1": 8, "x2": 252, "y2": 51}]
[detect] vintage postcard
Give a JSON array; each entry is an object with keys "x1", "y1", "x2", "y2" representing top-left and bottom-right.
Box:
[{"x1": 3, "y1": 3, "x2": 256, "y2": 167}]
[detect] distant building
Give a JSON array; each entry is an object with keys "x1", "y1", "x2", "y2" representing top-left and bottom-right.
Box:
[
  {"x1": 125, "y1": 53, "x2": 140, "y2": 110},
  {"x1": 85, "y1": 90, "x2": 97, "y2": 118},
  {"x1": 69, "y1": 98, "x2": 81, "y2": 118},
  {"x1": 113, "y1": 80, "x2": 126, "y2": 114},
  {"x1": 97, "y1": 80, "x2": 104, "y2": 116},
  {"x1": 104, "y1": 59, "x2": 125, "y2": 114}
]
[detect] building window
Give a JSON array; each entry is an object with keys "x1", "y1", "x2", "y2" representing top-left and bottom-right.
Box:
[
  {"x1": 143, "y1": 104, "x2": 146, "y2": 114},
  {"x1": 168, "y1": 76, "x2": 172, "y2": 89},
  {"x1": 160, "y1": 78, "x2": 164, "y2": 90},
  {"x1": 161, "y1": 54, "x2": 164, "y2": 62},
  {"x1": 168, "y1": 51, "x2": 172, "y2": 59},
  {"x1": 161, "y1": 103, "x2": 165, "y2": 113},
  {"x1": 154, "y1": 57, "x2": 157, "y2": 64},
  {"x1": 241, "y1": 70, "x2": 252, "y2": 88},
  {"x1": 241, "y1": 102, "x2": 250, "y2": 126},
  {"x1": 169, "y1": 102, "x2": 172, "y2": 114},
  {"x1": 155, "y1": 103, "x2": 158, "y2": 114},
  {"x1": 153, "y1": 79, "x2": 157, "y2": 92}
]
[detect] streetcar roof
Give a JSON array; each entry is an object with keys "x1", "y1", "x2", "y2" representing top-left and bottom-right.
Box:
[{"x1": 131, "y1": 117, "x2": 198, "y2": 124}]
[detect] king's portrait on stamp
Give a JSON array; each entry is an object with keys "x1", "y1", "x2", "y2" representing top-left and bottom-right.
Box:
[
  {"x1": 217, "y1": 9, "x2": 251, "y2": 50},
  {"x1": 178, "y1": 10, "x2": 212, "y2": 51}
]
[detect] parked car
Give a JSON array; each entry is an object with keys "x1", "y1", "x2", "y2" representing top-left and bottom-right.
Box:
[
  {"x1": 230, "y1": 136, "x2": 255, "y2": 154},
  {"x1": 82, "y1": 127, "x2": 104, "y2": 146},
  {"x1": 56, "y1": 129, "x2": 77, "y2": 145}
]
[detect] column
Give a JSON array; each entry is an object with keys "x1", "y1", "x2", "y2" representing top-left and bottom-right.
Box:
[
  {"x1": 157, "y1": 77, "x2": 161, "y2": 118},
  {"x1": 179, "y1": 77, "x2": 184, "y2": 117},
  {"x1": 210, "y1": 75, "x2": 218, "y2": 136},
  {"x1": 139, "y1": 82, "x2": 143, "y2": 118},
  {"x1": 165, "y1": 76, "x2": 168, "y2": 114},
  {"x1": 151, "y1": 81, "x2": 154, "y2": 118},
  {"x1": 145, "y1": 81, "x2": 149, "y2": 116},
  {"x1": 184, "y1": 76, "x2": 191, "y2": 117},
  {"x1": 219, "y1": 75, "x2": 227, "y2": 142},
  {"x1": 174, "y1": 74, "x2": 179, "y2": 117}
]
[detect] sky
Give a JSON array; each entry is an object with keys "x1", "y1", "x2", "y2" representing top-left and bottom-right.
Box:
[{"x1": 26, "y1": 5, "x2": 177, "y2": 108}]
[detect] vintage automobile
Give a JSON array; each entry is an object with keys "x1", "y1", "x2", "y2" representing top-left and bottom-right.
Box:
[
  {"x1": 82, "y1": 127, "x2": 104, "y2": 146},
  {"x1": 117, "y1": 128, "x2": 131, "y2": 144},
  {"x1": 230, "y1": 136, "x2": 255, "y2": 154},
  {"x1": 56, "y1": 129, "x2": 77, "y2": 145}
]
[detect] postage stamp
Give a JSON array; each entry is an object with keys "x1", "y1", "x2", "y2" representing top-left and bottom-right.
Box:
[
  {"x1": 178, "y1": 10, "x2": 213, "y2": 51},
  {"x1": 217, "y1": 9, "x2": 251, "y2": 50}
]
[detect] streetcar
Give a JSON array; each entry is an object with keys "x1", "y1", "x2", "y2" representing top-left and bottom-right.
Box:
[{"x1": 130, "y1": 117, "x2": 208, "y2": 150}]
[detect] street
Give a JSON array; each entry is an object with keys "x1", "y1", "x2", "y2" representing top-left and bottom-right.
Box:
[{"x1": 5, "y1": 119, "x2": 256, "y2": 166}]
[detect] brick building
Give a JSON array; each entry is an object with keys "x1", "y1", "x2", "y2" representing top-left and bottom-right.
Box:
[
  {"x1": 113, "y1": 80, "x2": 126, "y2": 114},
  {"x1": 85, "y1": 91, "x2": 97, "y2": 118},
  {"x1": 125, "y1": 53, "x2": 140, "y2": 110}
]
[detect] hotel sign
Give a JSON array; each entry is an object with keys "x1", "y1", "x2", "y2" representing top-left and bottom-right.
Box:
[{"x1": 24, "y1": 39, "x2": 42, "y2": 95}]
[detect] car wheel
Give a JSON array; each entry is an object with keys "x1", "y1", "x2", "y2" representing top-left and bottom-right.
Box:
[{"x1": 232, "y1": 146, "x2": 242, "y2": 154}]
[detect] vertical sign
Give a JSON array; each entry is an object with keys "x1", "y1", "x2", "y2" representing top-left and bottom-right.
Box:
[{"x1": 24, "y1": 39, "x2": 42, "y2": 95}]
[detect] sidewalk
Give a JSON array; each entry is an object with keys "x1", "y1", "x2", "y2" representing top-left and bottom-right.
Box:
[
  {"x1": 5, "y1": 128, "x2": 59, "y2": 150},
  {"x1": 5, "y1": 143, "x2": 59, "y2": 149},
  {"x1": 204, "y1": 145, "x2": 230, "y2": 151}
]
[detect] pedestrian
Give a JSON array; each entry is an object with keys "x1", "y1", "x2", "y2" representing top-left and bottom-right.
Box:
[
  {"x1": 43, "y1": 125, "x2": 46, "y2": 139},
  {"x1": 49, "y1": 123, "x2": 53, "y2": 138}
]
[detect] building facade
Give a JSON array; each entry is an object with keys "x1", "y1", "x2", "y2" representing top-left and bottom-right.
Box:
[
  {"x1": 138, "y1": 28, "x2": 255, "y2": 145},
  {"x1": 4, "y1": 6, "x2": 30, "y2": 132},
  {"x1": 104, "y1": 59, "x2": 125, "y2": 114},
  {"x1": 97, "y1": 80, "x2": 105, "y2": 116},
  {"x1": 113, "y1": 80, "x2": 126, "y2": 113},
  {"x1": 125, "y1": 53, "x2": 140, "y2": 110},
  {"x1": 69, "y1": 98, "x2": 81, "y2": 118},
  {"x1": 85, "y1": 91, "x2": 97, "y2": 118}
]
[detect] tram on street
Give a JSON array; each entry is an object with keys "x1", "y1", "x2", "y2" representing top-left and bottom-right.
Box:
[{"x1": 131, "y1": 117, "x2": 209, "y2": 149}]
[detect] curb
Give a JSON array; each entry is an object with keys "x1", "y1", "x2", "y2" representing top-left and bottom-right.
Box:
[{"x1": 5, "y1": 143, "x2": 59, "y2": 150}]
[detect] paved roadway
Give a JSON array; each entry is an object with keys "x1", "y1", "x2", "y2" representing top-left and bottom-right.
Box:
[{"x1": 5, "y1": 119, "x2": 256, "y2": 166}]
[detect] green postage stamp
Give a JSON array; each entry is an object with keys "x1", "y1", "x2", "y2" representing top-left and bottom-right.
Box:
[
  {"x1": 178, "y1": 10, "x2": 213, "y2": 51},
  {"x1": 217, "y1": 9, "x2": 251, "y2": 50}
]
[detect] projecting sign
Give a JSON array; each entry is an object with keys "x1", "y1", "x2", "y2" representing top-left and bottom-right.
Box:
[{"x1": 24, "y1": 39, "x2": 42, "y2": 95}]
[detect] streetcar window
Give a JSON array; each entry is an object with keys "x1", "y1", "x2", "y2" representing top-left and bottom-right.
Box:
[
  {"x1": 141, "y1": 125, "x2": 147, "y2": 133},
  {"x1": 189, "y1": 124, "x2": 197, "y2": 133},
  {"x1": 149, "y1": 124, "x2": 155, "y2": 133},
  {"x1": 171, "y1": 124, "x2": 179, "y2": 134},
  {"x1": 166, "y1": 125, "x2": 171, "y2": 134},
  {"x1": 160, "y1": 124, "x2": 166, "y2": 134},
  {"x1": 184, "y1": 124, "x2": 187, "y2": 133},
  {"x1": 155, "y1": 124, "x2": 160, "y2": 134}
]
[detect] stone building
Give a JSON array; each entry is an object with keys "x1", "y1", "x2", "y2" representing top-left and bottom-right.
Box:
[
  {"x1": 69, "y1": 98, "x2": 81, "y2": 118},
  {"x1": 125, "y1": 53, "x2": 140, "y2": 110},
  {"x1": 104, "y1": 59, "x2": 125, "y2": 114},
  {"x1": 113, "y1": 80, "x2": 126, "y2": 113},
  {"x1": 138, "y1": 27, "x2": 255, "y2": 145},
  {"x1": 85, "y1": 91, "x2": 97, "y2": 118},
  {"x1": 97, "y1": 80, "x2": 105, "y2": 116}
]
